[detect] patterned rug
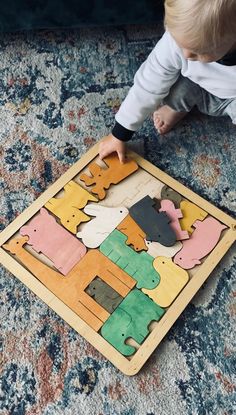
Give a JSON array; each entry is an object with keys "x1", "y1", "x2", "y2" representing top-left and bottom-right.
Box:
[{"x1": 0, "y1": 25, "x2": 235, "y2": 415}]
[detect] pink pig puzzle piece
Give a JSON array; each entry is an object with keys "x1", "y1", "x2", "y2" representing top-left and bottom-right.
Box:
[
  {"x1": 20, "y1": 208, "x2": 87, "y2": 275},
  {"x1": 174, "y1": 216, "x2": 227, "y2": 269},
  {"x1": 159, "y1": 199, "x2": 189, "y2": 241}
]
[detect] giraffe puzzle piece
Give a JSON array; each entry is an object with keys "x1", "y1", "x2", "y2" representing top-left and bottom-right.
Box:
[
  {"x1": 179, "y1": 200, "x2": 208, "y2": 234},
  {"x1": 142, "y1": 257, "x2": 189, "y2": 307},
  {"x1": 101, "y1": 288, "x2": 165, "y2": 356},
  {"x1": 161, "y1": 185, "x2": 183, "y2": 207},
  {"x1": 79, "y1": 154, "x2": 139, "y2": 200},
  {"x1": 174, "y1": 216, "x2": 227, "y2": 269},
  {"x1": 159, "y1": 199, "x2": 189, "y2": 240},
  {"x1": 145, "y1": 239, "x2": 182, "y2": 258},
  {"x1": 86, "y1": 278, "x2": 123, "y2": 313},
  {"x1": 76, "y1": 204, "x2": 128, "y2": 248},
  {"x1": 3, "y1": 237, "x2": 136, "y2": 331},
  {"x1": 45, "y1": 181, "x2": 98, "y2": 233},
  {"x1": 20, "y1": 208, "x2": 87, "y2": 275},
  {"x1": 100, "y1": 229, "x2": 160, "y2": 289},
  {"x1": 129, "y1": 195, "x2": 176, "y2": 246},
  {"x1": 117, "y1": 214, "x2": 147, "y2": 252}
]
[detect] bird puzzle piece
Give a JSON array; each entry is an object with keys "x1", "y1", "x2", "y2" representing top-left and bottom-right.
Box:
[
  {"x1": 159, "y1": 199, "x2": 189, "y2": 240},
  {"x1": 129, "y1": 195, "x2": 176, "y2": 246},
  {"x1": 101, "y1": 288, "x2": 165, "y2": 356},
  {"x1": 145, "y1": 239, "x2": 182, "y2": 258},
  {"x1": 179, "y1": 200, "x2": 208, "y2": 234},
  {"x1": 174, "y1": 216, "x2": 227, "y2": 269},
  {"x1": 142, "y1": 257, "x2": 189, "y2": 307},
  {"x1": 20, "y1": 208, "x2": 87, "y2": 275},
  {"x1": 45, "y1": 181, "x2": 98, "y2": 233},
  {"x1": 117, "y1": 214, "x2": 147, "y2": 251},
  {"x1": 161, "y1": 185, "x2": 183, "y2": 207},
  {"x1": 79, "y1": 154, "x2": 138, "y2": 200},
  {"x1": 76, "y1": 204, "x2": 128, "y2": 248},
  {"x1": 86, "y1": 278, "x2": 123, "y2": 313},
  {"x1": 100, "y1": 229, "x2": 160, "y2": 289},
  {"x1": 3, "y1": 237, "x2": 136, "y2": 331}
]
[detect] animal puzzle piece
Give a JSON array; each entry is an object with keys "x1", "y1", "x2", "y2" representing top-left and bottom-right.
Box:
[
  {"x1": 174, "y1": 216, "x2": 227, "y2": 269},
  {"x1": 142, "y1": 257, "x2": 189, "y2": 307},
  {"x1": 20, "y1": 208, "x2": 87, "y2": 275},
  {"x1": 100, "y1": 229, "x2": 160, "y2": 289},
  {"x1": 79, "y1": 154, "x2": 138, "y2": 200},
  {"x1": 45, "y1": 181, "x2": 98, "y2": 233},
  {"x1": 3, "y1": 237, "x2": 136, "y2": 331},
  {"x1": 86, "y1": 278, "x2": 123, "y2": 313},
  {"x1": 101, "y1": 288, "x2": 165, "y2": 356},
  {"x1": 161, "y1": 185, "x2": 183, "y2": 207},
  {"x1": 145, "y1": 240, "x2": 182, "y2": 258},
  {"x1": 76, "y1": 204, "x2": 128, "y2": 248},
  {"x1": 159, "y1": 199, "x2": 189, "y2": 240},
  {"x1": 179, "y1": 200, "x2": 208, "y2": 234},
  {"x1": 117, "y1": 214, "x2": 147, "y2": 251},
  {"x1": 129, "y1": 195, "x2": 176, "y2": 246}
]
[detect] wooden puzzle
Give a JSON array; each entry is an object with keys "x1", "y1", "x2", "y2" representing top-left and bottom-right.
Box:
[{"x1": 0, "y1": 142, "x2": 235, "y2": 375}]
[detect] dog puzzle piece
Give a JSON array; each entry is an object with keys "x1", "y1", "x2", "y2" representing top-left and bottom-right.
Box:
[
  {"x1": 179, "y1": 200, "x2": 208, "y2": 234},
  {"x1": 159, "y1": 199, "x2": 189, "y2": 240},
  {"x1": 145, "y1": 239, "x2": 182, "y2": 258},
  {"x1": 76, "y1": 204, "x2": 128, "y2": 248},
  {"x1": 20, "y1": 208, "x2": 87, "y2": 275},
  {"x1": 100, "y1": 229, "x2": 160, "y2": 289},
  {"x1": 174, "y1": 216, "x2": 227, "y2": 269},
  {"x1": 117, "y1": 214, "x2": 147, "y2": 252},
  {"x1": 101, "y1": 288, "x2": 165, "y2": 356},
  {"x1": 86, "y1": 278, "x2": 123, "y2": 313},
  {"x1": 161, "y1": 185, "x2": 183, "y2": 207},
  {"x1": 129, "y1": 195, "x2": 176, "y2": 246},
  {"x1": 79, "y1": 154, "x2": 138, "y2": 200},
  {"x1": 45, "y1": 181, "x2": 98, "y2": 233},
  {"x1": 142, "y1": 257, "x2": 189, "y2": 307}
]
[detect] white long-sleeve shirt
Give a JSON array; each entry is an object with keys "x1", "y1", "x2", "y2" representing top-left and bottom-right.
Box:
[{"x1": 113, "y1": 31, "x2": 236, "y2": 138}]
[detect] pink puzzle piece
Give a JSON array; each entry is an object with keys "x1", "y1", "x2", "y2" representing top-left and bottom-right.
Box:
[
  {"x1": 20, "y1": 208, "x2": 87, "y2": 275},
  {"x1": 159, "y1": 199, "x2": 189, "y2": 241},
  {"x1": 174, "y1": 216, "x2": 227, "y2": 269}
]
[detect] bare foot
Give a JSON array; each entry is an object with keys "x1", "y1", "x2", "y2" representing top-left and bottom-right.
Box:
[{"x1": 153, "y1": 105, "x2": 187, "y2": 134}]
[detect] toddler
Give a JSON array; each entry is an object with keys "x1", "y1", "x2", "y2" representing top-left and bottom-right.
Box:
[{"x1": 99, "y1": 0, "x2": 236, "y2": 163}]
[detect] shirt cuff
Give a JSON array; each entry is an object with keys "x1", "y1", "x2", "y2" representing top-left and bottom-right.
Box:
[{"x1": 112, "y1": 121, "x2": 135, "y2": 142}]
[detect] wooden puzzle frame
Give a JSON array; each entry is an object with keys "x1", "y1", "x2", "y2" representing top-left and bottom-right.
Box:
[{"x1": 1, "y1": 141, "x2": 236, "y2": 375}]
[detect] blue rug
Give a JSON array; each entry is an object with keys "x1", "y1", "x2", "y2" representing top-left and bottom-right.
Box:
[{"x1": 0, "y1": 25, "x2": 235, "y2": 415}]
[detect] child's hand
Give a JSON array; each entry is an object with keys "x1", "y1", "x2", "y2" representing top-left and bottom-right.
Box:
[{"x1": 99, "y1": 134, "x2": 126, "y2": 163}]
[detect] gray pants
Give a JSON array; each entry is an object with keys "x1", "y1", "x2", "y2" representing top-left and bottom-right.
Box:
[{"x1": 163, "y1": 75, "x2": 236, "y2": 124}]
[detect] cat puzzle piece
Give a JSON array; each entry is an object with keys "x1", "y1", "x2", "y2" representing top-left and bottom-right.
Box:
[
  {"x1": 129, "y1": 195, "x2": 176, "y2": 246},
  {"x1": 86, "y1": 278, "x2": 123, "y2": 313},
  {"x1": 20, "y1": 208, "x2": 87, "y2": 275},
  {"x1": 142, "y1": 257, "x2": 189, "y2": 307},
  {"x1": 145, "y1": 239, "x2": 182, "y2": 258},
  {"x1": 179, "y1": 200, "x2": 208, "y2": 234},
  {"x1": 117, "y1": 214, "x2": 147, "y2": 252},
  {"x1": 101, "y1": 288, "x2": 165, "y2": 356},
  {"x1": 100, "y1": 229, "x2": 160, "y2": 289},
  {"x1": 79, "y1": 154, "x2": 138, "y2": 200},
  {"x1": 174, "y1": 216, "x2": 227, "y2": 269},
  {"x1": 76, "y1": 204, "x2": 128, "y2": 248},
  {"x1": 45, "y1": 181, "x2": 98, "y2": 233},
  {"x1": 159, "y1": 199, "x2": 189, "y2": 240},
  {"x1": 161, "y1": 185, "x2": 183, "y2": 207}
]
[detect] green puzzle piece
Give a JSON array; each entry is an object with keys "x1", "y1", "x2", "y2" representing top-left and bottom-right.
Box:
[
  {"x1": 100, "y1": 229, "x2": 160, "y2": 289},
  {"x1": 101, "y1": 288, "x2": 165, "y2": 356}
]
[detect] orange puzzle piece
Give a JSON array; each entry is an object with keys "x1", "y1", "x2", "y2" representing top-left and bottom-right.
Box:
[{"x1": 117, "y1": 214, "x2": 147, "y2": 251}]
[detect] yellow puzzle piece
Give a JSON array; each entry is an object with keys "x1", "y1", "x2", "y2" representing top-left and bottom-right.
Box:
[{"x1": 179, "y1": 200, "x2": 208, "y2": 234}]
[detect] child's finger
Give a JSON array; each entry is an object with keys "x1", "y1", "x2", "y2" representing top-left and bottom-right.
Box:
[{"x1": 117, "y1": 150, "x2": 125, "y2": 164}]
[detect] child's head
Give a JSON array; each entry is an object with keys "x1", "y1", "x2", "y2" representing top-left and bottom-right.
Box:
[{"x1": 164, "y1": 0, "x2": 236, "y2": 62}]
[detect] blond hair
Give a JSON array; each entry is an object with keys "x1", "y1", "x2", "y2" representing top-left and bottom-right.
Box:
[{"x1": 165, "y1": 0, "x2": 236, "y2": 53}]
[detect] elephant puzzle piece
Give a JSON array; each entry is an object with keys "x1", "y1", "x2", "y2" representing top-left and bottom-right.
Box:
[
  {"x1": 174, "y1": 216, "x2": 227, "y2": 269},
  {"x1": 101, "y1": 288, "x2": 165, "y2": 356},
  {"x1": 45, "y1": 181, "x2": 98, "y2": 233},
  {"x1": 142, "y1": 257, "x2": 189, "y2": 308},
  {"x1": 161, "y1": 185, "x2": 183, "y2": 207},
  {"x1": 20, "y1": 208, "x2": 87, "y2": 275},
  {"x1": 129, "y1": 195, "x2": 176, "y2": 246},
  {"x1": 100, "y1": 229, "x2": 160, "y2": 290},
  {"x1": 76, "y1": 204, "x2": 128, "y2": 248},
  {"x1": 117, "y1": 214, "x2": 147, "y2": 252},
  {"x1": 79, "y1": 154, "x2": 139, "y2": 200},
  {"x1": 159, "y1": 199, "x2": 189, "y2": 240},
  {"x1": 86, "y1": 278, "x2": 123, "y2": 313},
  {"x1": 179, "y1": 200, "x2": 208, "y2": 234}
]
